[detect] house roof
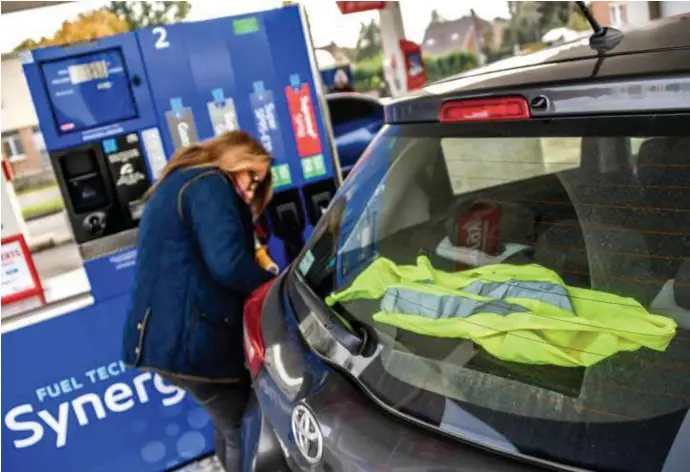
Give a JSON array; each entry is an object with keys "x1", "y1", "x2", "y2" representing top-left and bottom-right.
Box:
[
  {"x1": 423, "y1": 16, "x2": 474, "y2": 44},
  {"x1": 422, "y1": 16, "x2": 490, "y2": 56},
  {"x1": 317, "y1": 42, "x2": 354, "y2": 64}
]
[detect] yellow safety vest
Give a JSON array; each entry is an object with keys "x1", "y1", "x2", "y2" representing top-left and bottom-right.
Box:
[{"x1": 327, "y1": 256, "x2": 677, "y2": 367}]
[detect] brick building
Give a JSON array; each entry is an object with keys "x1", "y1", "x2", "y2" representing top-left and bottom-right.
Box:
[
  {"x1": 421, "y1": 14, "x2": 508, "y2": 58},
  {"x1": 589, "y1": 1, "x2": 690, "y2": 28},
  {"x1": 1, "y1": 52, "x2": 49, "y2": 177},
  {"x1": 422, "y1": 15, "x2": 487, "y2": 57}
]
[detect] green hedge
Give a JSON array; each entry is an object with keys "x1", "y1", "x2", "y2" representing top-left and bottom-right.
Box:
[
  {"x1": 22, "y1": 197, "x2": 64, "y2": 221},
  {"x1": 484, "y1": 46, "x2": 514, "y2": 64},
  {"x1": 352, "y1": 51, "x2": 478, "y2": 93},
  {"x1": 428, "y1": 52, "x2": 477, "y2": 82},
  {"x1": 352, "y1": 55, "x2": 384, "y2": 92}
]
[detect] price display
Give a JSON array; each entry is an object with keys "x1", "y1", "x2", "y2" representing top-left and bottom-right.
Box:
[{"x1": 68, "y1": 60, "x2": 109, "y2": 84}]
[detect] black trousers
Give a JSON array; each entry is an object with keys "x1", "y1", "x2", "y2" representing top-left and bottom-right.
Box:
[{"x1": 161, "y1": 374, "x2": 250, "y2": 472}]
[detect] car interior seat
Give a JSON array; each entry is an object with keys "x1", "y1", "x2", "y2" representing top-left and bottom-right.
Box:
[
  {"x1": 536, "y1": 138, "x2": 653, "y2": 301},
  {"x1": 635, "y1": 138, "x2": 690, "y2": 282}
]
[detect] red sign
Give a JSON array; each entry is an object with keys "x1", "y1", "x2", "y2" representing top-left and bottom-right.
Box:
[
  {"x1": 399, "y1": 39, "x2": 427, "y2": 91},
  {"x1": 285, "y1": 83, "x2": 323, "y2": 158},
  {"x1": 1, "y1": 234, "x2": 43, "y2": 305},
  {"x1": 336, "y1": 1, "x2": 388, "y2": 14}
]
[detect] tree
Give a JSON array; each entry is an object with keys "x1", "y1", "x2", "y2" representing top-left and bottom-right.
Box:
[
  {"x1": 14, "y1": 10, "x2": 129, "y2": 50},
  {"x1": 568, "y1": 8, "x2": 591, "y2": 31},
  {"x1": 104, "y1": 1, "x2": 191, "y2": 30},
  {"x1": 14, "y1": 2, "x2": 192, "y2": 51},
  {"x1": 355, "y1": 20, "x2": 382, "y2": 62},
  {"x1": 482, "y1": 24, "x2": 495, "y2": 53},
  {"x1": 503, "y1": 1, "x2": 587, "y2": 49},
  {"x1": 504, "y1": 1, "x2": 542, "y2": 47},
  {"x1": 537, "y1": 1, "x2": 571, "y2": 31}
]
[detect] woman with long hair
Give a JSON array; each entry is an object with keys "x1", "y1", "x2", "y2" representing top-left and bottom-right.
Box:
[{"x1": 122, "y1": 131, "x2": 276, "y2": 471}]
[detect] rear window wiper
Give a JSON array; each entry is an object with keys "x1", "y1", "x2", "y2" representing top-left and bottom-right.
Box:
[{"x1": 287, "y1": 268, "x2": 373, "y2": 357}]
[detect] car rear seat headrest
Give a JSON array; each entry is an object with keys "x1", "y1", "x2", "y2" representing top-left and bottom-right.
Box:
[
  {"x1": 637, "y1": 138, "x2": 690, "y2": 185},
  {"x1": 580, "y1": 137, "x2": 631, "y2": 177}
]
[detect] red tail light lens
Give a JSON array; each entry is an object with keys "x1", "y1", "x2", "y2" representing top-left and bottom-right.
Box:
[
  {"x1": 243, "y1": 280, "x2": 275, "y2": 377},
  {"x1": 439, "y1": 97, "x2": 530, "y2": 123}
]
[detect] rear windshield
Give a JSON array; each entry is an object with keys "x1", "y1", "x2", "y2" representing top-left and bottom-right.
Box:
[{"x1": 297, "y1": 116, "x2": 690, "y2": 471}]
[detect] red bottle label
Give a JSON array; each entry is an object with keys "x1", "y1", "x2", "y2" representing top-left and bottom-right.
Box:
[{"x1": 285, "y1": 83, "x2": 322, "y2": 158}]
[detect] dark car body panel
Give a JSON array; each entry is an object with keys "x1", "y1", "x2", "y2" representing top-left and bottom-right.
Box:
[
  {"x1": 388, "y1": 47, "x2": 690, "y2": 124},
  {"x1": 394, "y1": 15, "x2": 690, "y2": 108},
  {"x1": 241, "y1": 391, "x2": 293, "y2": 472},
  {"x1": 243, "y1": 15, "x2": 690, "y2": 472},
  {"x1": 249, "y1": 273, "x2": 560, "y2": 471},
  {"x1": 515, "y1": 14, "x2": 690, "y2": 62},
  {"x1": 387, "y1": 73, "x2": 690, "y2": 124}
]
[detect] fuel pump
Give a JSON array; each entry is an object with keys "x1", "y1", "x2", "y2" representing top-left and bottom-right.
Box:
[
  {"x1": 22, "y1": 4, "x2": 341, "y2": 294},
  {"x1": 21, "y1": 34, "x2": 165, "y2": 301}
]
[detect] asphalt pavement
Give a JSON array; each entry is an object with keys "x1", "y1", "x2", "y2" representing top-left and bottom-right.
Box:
[
  {"x1": 26, "y1": 210, "x2": 72, "y2": 243},
  {"x1": 30, "y1": 240, "x2": 83, "y2": 280},
  {"x1": 24, "y1": 211, "x2": 81, "y2": 280}
]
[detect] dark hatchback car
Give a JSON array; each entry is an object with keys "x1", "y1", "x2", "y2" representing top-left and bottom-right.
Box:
[{"x1": 240, "y1": 14, "x2": 690, "y2": 472}]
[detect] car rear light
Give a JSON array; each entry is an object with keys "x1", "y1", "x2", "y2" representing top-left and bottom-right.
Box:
[
  {"x1": 439, "y1": 96, "x2": 530, "y2": 123},
  {"x1": 243, "y1": 280, "x2": 275, "y2": 377}
]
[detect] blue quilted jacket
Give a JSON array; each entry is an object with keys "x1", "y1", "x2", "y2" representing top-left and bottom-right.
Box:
[{"x1": 122, "y1": 167, "x2": 273, "y2": 381}]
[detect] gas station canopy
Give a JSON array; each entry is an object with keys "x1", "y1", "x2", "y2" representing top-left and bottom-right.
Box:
[{"x1": 0, "y1": 1, "x2": 72, "y2": 14}]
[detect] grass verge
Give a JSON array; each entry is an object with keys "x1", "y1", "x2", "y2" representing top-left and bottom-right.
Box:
[
  {"x1": 21, "y1": 197, "x2": 65, "y2": 221},
  {"x1": 15, "y1": 182, "x2": 59, "y2": 196}
]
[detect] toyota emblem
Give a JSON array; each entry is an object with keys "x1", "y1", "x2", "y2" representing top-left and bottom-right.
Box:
[{"x1": 291, "y1": 404, "x2": 323, "y2": 464}]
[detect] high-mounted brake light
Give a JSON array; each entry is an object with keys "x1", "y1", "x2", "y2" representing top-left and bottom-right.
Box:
[
  {"x1": 243, "y1": 280, "x2": 275, "y2": 377},
  {"x1": 439, "y1": 97, "x2": 530, "y2": 123}
]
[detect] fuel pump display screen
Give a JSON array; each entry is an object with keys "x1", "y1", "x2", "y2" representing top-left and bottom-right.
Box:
[{"x1": 41, "y1": 48, "x2": 138, "y2": 133}]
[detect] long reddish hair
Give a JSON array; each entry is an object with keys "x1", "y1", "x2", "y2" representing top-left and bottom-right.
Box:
[{"x1": 148, "y1": 131, "x2": 273, "y2": 216}]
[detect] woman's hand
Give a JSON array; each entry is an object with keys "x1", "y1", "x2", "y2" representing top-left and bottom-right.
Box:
[
  {"x1": 256, "y1": 244, "x2": 279, "y2": 276},
  {"x1": 266, "y1": 263, "x2": 280, "y2": 276}
]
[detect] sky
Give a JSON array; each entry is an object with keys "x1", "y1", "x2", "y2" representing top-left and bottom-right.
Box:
[{"x1": 0, "y1": 0, "x2": 510, "y2": 53}]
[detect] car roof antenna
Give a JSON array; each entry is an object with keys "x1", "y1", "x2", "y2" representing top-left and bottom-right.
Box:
[{"x1": 575, "y1": 1, "x2": 624, "y2": 53}]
